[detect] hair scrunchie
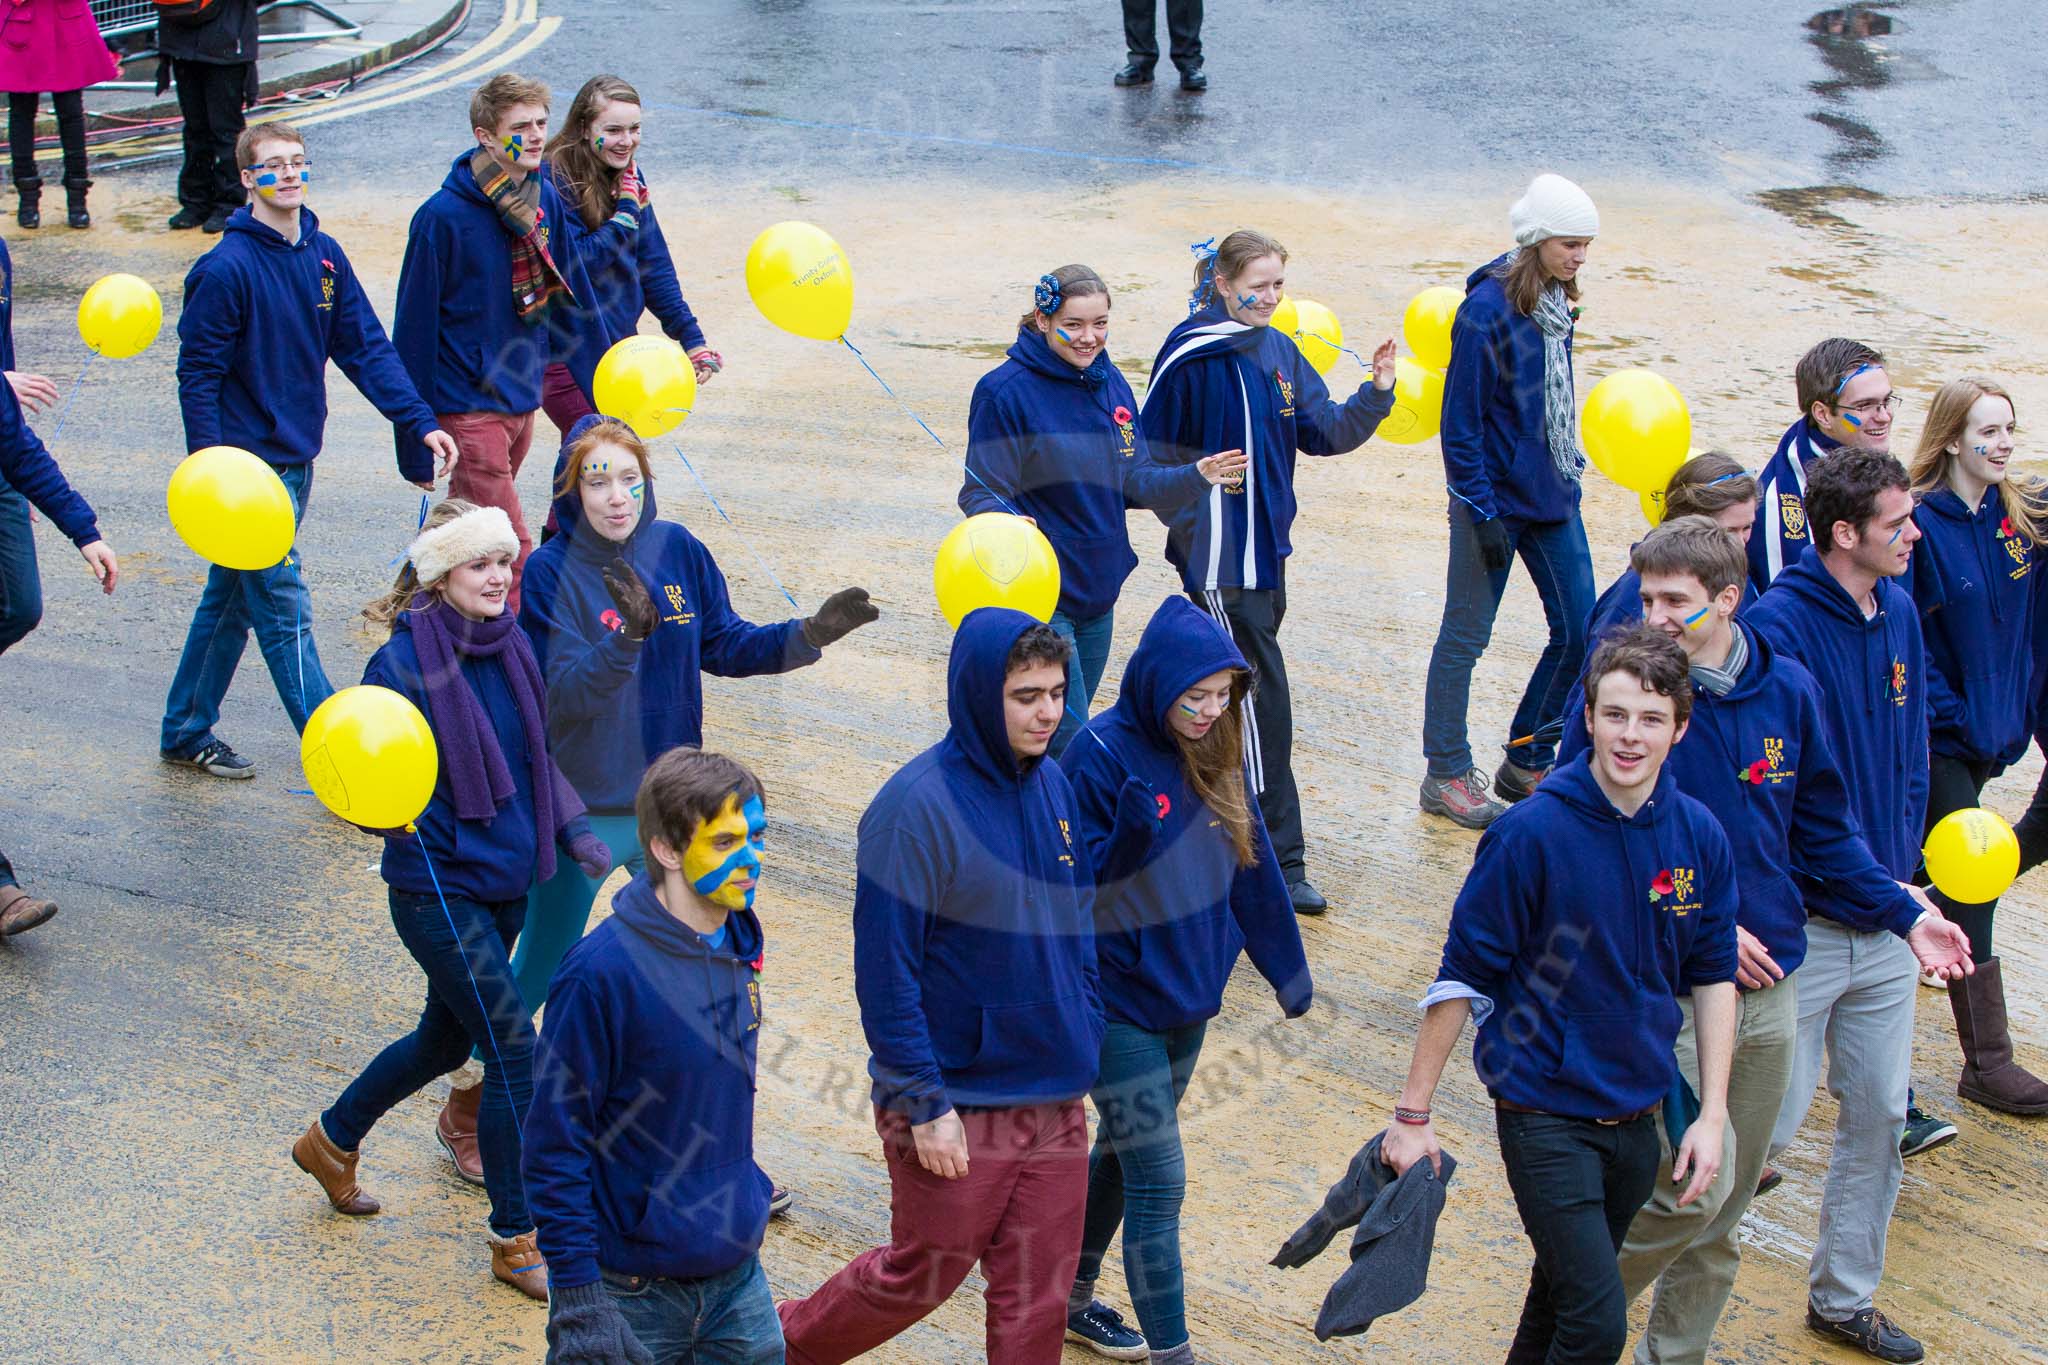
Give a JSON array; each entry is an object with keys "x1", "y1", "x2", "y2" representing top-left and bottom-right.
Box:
[
  {"x1": 1186, "y1": 236, "x2": 1220, "y2": 316},
  {"x1": 1034, "y1": 273, "x2": 1062, "y2": 315}
]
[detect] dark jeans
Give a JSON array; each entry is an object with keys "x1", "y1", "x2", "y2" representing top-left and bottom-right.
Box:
[
  {"x1": 1075, "y1": 1020, "x2": 1207, "y2": 1352},
  {"x1": 601, "y1": 1255, "x2": 784, "y2": 1365},
  {"x1": 1122, "y1": 0, "x2": 1203, "y2": 70},
  {"x1": 1496, "y1": 1107, "x2": 1660, "y2": 1365},
  {"x1": 159, "y1": 461, "x2": 334, "y2": 755},
  {"x1": 1192, "y1": 585, "x2": 1304, "y2": 880},
  {"x1": 172, "y1": 59, "x2": 249, "y2": 216},
  {"x1": 2015, "y1": 740, "x2": 2048, "y2": 878},
  {"x1": 1048, "y1": 607, "x2": 1114, "y2": 761},
  {"x1": 1924, "y1": 752, "x2": 1999, "y2": 962},
  {"x1": 1422, "y1": 505, "x2": 1594, "y2": 778},
  {"x1": 8, "y1": 90, "x2": 87, "y2": 183},
  {"x1": 325, "y1": 888, "x2": 536, "y2": 1237},
  {"x1": 0, "y1": 477, "x2": 41, "y2": 657}
]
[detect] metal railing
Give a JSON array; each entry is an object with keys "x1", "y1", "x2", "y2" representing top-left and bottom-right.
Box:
[{"x1": 91, "y1": 0, "x2": 363, "y2": 47}]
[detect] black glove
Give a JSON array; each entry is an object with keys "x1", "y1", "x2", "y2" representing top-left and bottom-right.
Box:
[
  {"x1": 602, "y1": 557, "x2": 658, "y2": 641},
  {"x1": 546, "y1": 1281, "x2": 656, "y2": 1364},
  {"x1": 1473, "y1": 516, "x2": 1514, "y2": 573},
  {"x1": 802, "y1": 586, "x2": 879, "y2": 647}
]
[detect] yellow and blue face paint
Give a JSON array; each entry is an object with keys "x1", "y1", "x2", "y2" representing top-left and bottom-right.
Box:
[
  {"x1": 1682, "y1": 606, "x2": 1712, "y2": 631},
  {"x1": 502, "y1": 133, "x2": 526, "y2": 157},
  {"x1": 682, "y1": 793, "x2": 766, "y2": 912}
]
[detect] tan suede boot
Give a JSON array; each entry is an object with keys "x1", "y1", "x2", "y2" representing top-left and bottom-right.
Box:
[
  {"x1": 0, "y1": 885, "x2": 57, "y2": 937},
  {"x1": 436, "y1": 1081, "x2": 486, "y2": 1186},
  {"x1": 1950, "y1": 958, "x2": 2048, "y2": 1115},
  {"x1": 291, "y1": 1119, "x2": 381, "y2": 1215},
  {"x1": 489, "y1": 1229, "x2": 549, "y2": 1301}
]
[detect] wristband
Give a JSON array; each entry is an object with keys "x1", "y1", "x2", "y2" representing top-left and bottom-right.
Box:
[{"x1": 1393, "y1": 1106, "x2": 1431, "y2": 1126}]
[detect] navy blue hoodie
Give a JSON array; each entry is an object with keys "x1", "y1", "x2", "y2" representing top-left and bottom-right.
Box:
[
  {"x1": 177, "y1": 207, "x2": 442, "y2": 479},
  {"x1": 362, "y1": 615, "x2": 590, "y2": 903},
  {"x1": 0, "y1": 243, "x2": 98, "y2": 548},
  {"x1": 1747, "y1": 418, "x2": 1839, "y2": 592},
  {"x1": 961, "y1": 328, "x2": 1211, "y2": 619},
  {"x1": 1438, "y1": 255, "x2": 1582, "y2": 527},
  {"x1": 540, "y1": 165, "x2": 707, "y2": 404},
  {"x1": 525, "y1": 873, "x2": 771, "y2": 1290},
  {"x1": 1560, "y1": 623, "x2": 1923, "y2": 974},
  {"x1": 1745, "y1": 555, "x2": 1929, "y2": 915},
  {"x1": 1909, "y1": 486, "x2": 2037, "y2": 766},
  {"x1": 519, "y1": 416, "x2": 820, "y2": 813},
  {"x1": 855, "y1": 607, "x2": 1104, "y2": 1124},
  {"x1": 392, "y1": 153, "x2": 553, "y2": 422},
  {"x1": 1060, "y1": 597, "x2": 1311, "y2": 1030},
  {"x1": 1142, "y1": 302, "x2": 1392, "y2": 593},
  {"x1": 1437, "y1": 755, "x2": 1738, "y2": 1121}
]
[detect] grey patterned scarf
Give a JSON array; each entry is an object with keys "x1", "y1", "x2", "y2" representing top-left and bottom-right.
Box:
[{"x1": 1528, "y1": 273, "x2": 1585, "y2": 486}]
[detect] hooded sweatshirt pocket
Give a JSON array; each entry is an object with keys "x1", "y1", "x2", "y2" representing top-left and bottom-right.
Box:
[
  {"x1": 1553, "y1": 1000, "x2": 1678, "y2": 1112},
  {"x1": 944, "y1": 994, "x2": 1101, "y2": 1078}
]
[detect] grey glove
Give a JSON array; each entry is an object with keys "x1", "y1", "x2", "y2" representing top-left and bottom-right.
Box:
[{"x1": 546, "y1": 1281, "x2": 655, "y2": 1365}]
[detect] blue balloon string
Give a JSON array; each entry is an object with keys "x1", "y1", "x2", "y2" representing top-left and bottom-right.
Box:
[
  {"x1": 388, "y1": 493, "x2": 430, "y2": 567},
  {"x1": 837, "y1": 334, "x2": 1022, "y2": 518},
  {"x1": 668, "y1": 442, "x2": 802, "y2": 611},
  {"x1": 42, "y1": 351, "x2": 96, "y2": 448},
  {"x1": 415, "y1": 831, "x2": 524, "y2": 1146}
]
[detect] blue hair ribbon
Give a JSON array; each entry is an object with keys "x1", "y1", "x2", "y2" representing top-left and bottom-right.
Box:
[{"x1": 1034, "y1": 273, "x2": 1062, "y2": 315}]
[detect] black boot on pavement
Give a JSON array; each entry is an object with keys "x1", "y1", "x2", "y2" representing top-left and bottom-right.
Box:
[
  {"x1": 1806, "y1": 1303, "x2": 1924, "y2": 1363},
  {"x1": 13, "y1": 173, "x2": 39, "y2": 229}
]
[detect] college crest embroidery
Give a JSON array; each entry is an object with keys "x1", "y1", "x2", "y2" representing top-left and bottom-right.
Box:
[{"x1": 1780, "y1": 493, "x2": 1806, "y2": 540}]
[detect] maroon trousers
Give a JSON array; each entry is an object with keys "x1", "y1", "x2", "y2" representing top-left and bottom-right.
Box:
[
  {"x1": 779, "y1": 1101, "x2": 1088, "y2": 1365},
  {"x1": 440, "y1": 409, "x2": 536, "y2": 613}
]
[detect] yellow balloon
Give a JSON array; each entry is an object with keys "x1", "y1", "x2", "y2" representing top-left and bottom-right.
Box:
[
  {"x1": 1581, "y1": 369, "x2": 1692, "y2": 494},
  {"x1": 301, "y1": 686, "x2": 439, "y2": 829},
  {"x1": 593, "y1": 335, "x2": 697, "y2": 439},
  {"x1": 1402, "y1": 286, "x2": 1462, "y2": 371},
  {"x1": 1376, "y1": 358, "x2": 1446, "y2": 446},
  {"x1": 1923, "y1": 808, "x2": 2020, "y2": 904},
  {"x1": 933, "y1": 513, "x2": 1060, "y2": 628},
  {"x1": 745, "y1": 221, "x2": 855, "y2": 340},
  {"x1": 1640, "y1": 488, "x2": 1666, "y2": 526},
  {"x1": 78, "y1": 273, "x2": 163, "y2": 359},
  {"x1": 166, "y1": 445, "x2": 296, "y2": 570},
  {"x1": 1283, "y1": 299, "x2": 1344, "y2": 377}
]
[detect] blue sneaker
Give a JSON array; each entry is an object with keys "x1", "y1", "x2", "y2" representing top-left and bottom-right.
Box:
[
  {"x1": 1900, "y1": 1102, "x2": 1957, "y2": 1158},
  {"x1": 1066, "y1": 1300, "x2": 1148, "y2": 1361}
]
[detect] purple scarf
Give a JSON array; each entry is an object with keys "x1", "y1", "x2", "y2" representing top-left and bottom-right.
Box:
[{"x1": 407, "y1": 596, "x2": 584, "y2": 881}]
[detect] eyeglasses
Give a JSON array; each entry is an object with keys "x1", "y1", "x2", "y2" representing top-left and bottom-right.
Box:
[
  {"x1": 253, "y1": 157, "x2": 312, "y2": 175},
  {"x1": 1835, "y1": 392, "x2": 1902, "y2": 417}
]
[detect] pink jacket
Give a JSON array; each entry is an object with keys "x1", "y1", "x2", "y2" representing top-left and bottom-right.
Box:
[{"x1": 1, "y1": 0, "x2": 121, "y2": 94}]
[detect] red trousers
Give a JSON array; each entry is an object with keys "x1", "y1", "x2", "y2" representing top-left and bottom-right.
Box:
[
  {"x1": 779, "y1": 1101, "x2": 1088, "y2": 1365},
  {"x1": 439, "y1": 409, "x2": 536, "y2": 612}
]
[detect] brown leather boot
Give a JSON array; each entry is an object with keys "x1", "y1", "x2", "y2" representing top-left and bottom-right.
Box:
[
  {"x1": 436, "y1": 1081, "x2": 486, "y2": 1186},
  {"x1": 489, "y1": 1229, "x2": 549, "y2": 1301},
  {"x1": 1950, "y1": 958, "x2": 2048, "y2": 1115},
  {"x1": 291, "y1": 1118, "x2": 382, "y2": 1215},
  {"x1": 0, "y1": 885, "x2": 57, "y2": 937}
]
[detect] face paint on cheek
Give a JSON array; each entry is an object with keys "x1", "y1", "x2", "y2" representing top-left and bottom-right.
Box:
[
  {"x1": 254, "y1": 171, "x2": 279, "y2": 198},
  {"x1": 1682, "y1": 606, "x2": 1711, "y2": 631},
  {"x1": 681, "y1": 795, "x2": 766, "y2": 911},
  {"x1": 1839, "y1": 411, "x2": 1863, "y2": 431},
  {"x1": 502, "y1": 134, "x2": 525, "y2": 157},
  {"x1": 1177, "y1": 699, "x2": 1200, "y2": 718},
  {"x1": 1055, "y1": 328, "x2": 1073, "y2": 343},
  {"x1": 1889, "y1": 525, "x2": 1903, "y2": 546},
  {"x1": 595, "y1": 136, "x2": 604, "y2": 150},
  {"x1": 1973, "y1": 444, "x2": 1991, "y2": 457},
  {"x1": 1238, "y1": 293, "x2": 1259, "y2": 309}
]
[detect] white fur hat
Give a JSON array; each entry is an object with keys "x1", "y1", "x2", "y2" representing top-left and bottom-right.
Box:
[
  {"x1": 407, "y1": 504, "x2": 519, "y2": 586},
  {"x1": 1509, "y1": 173, "x2": 1600, "y2": 247}
]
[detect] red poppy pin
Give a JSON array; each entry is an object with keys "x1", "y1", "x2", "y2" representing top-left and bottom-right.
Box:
[
  {"x1": 2002, "y1": 515, "x2": 2017, "y2": 538},
  {"x1": 1155, "y1": 792, "x2": 1171, "y2": 820},
  {"x1": 1649, "y1": 869, "x2": 1675, "y2": 902},
  {"x1": 1113, "y1": 405, "x2": 1133, "y2": 425},
  {"x1": 1741, "y1": 758, "x2": 1769, "y2": 785},
  {"x1": 601, "y1": 609, "x2": 624, "y2": 633},
  {"x1": 320, "y1": 258, "x2": 335, "y2": 271},
  {"x1": 750, "y1": 952, "x2": 764, "y2": 973}
]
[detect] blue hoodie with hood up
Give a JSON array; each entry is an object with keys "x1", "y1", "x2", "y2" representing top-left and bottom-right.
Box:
[
  {"x1": 1908, "y1": 485, "x2": 2037, "y2": 766},
  {"x1": 1745, "y1": 554, "x2": 1929, "y2": 915},
  {"x1": 855, "y1": 607, "x2": 1104, "y2": 1124},
  {"x1": 525, "y1": 872, "x2": 771, "y2": 1291},
  {"x1": 176, "y1": 206, "x2": 442, "y2": 478},
  {"x1": 1438, "y1": 255, "x2": 1583, "y2": 528},
  {"x1": 1060, "y1": 596, "x2": 1311, "y2": 1030},
  {"x1": 392, "y1": 153, "x2": 554, "y2": 421},
  {"x1": 1141, "y1": 301, "x2": 1393, "y2": 594},
  {"x1": 518, "y1": 415, "x2": 820, "y2": 813},
  {"x1": 1437, "y1": 754, "x2": 1738, "y2": 1121},
  {"x1": 1560, "y1": 622, "x2": 1923, "y2": 973},
  {"x1": 960, "y1": 327, "x2": 1212, "y2": 620}
]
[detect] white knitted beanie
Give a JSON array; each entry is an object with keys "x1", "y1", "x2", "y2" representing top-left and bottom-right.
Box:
[
  {"x1": 407, "y1": 505, "x2": 519, "y2": 586},
  {"x1": 1509, "y1": 174, "x2": 1600, "y2": 247}
]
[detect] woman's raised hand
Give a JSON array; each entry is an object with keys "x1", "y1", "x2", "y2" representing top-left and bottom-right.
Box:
[
  {"x1": 1196, "y1": 448, "x2": 1248, "y2": 486},
  {"x1": 1371, "y1": 338, "x2": 1398, "y2": 391}
]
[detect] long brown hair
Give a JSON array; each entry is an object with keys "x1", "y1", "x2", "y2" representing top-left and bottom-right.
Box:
[
  {"x1": 544, "y1": 74, "x2": 640, "y2": 230},
  {"x1": 1502, "y1": 245, "x2": 1580, "y2": 317},
  {"x1": 361, "y1": 498, "x2": 479, "y2": 635},
  {"x1": 1172, "y1": 669, "x2": 1258, "y2": 867},
  {"x1": 552, "y1": 417, "x2": 657, "y2": 502},
  {"x1": 1190, "y1": 228, "x2": 1286, "y2": 312},
  {"x1": 1910, "y1": 377, "x2": 2046, "y2": 545}
]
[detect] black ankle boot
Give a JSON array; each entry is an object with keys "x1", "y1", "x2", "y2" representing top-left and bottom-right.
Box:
[
  {"x1": 63, "y1": 175, "x2": 90, "y2": 229},
  {"x1": 13, "y1": 174, "x2": 40, "y2": 229}
]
